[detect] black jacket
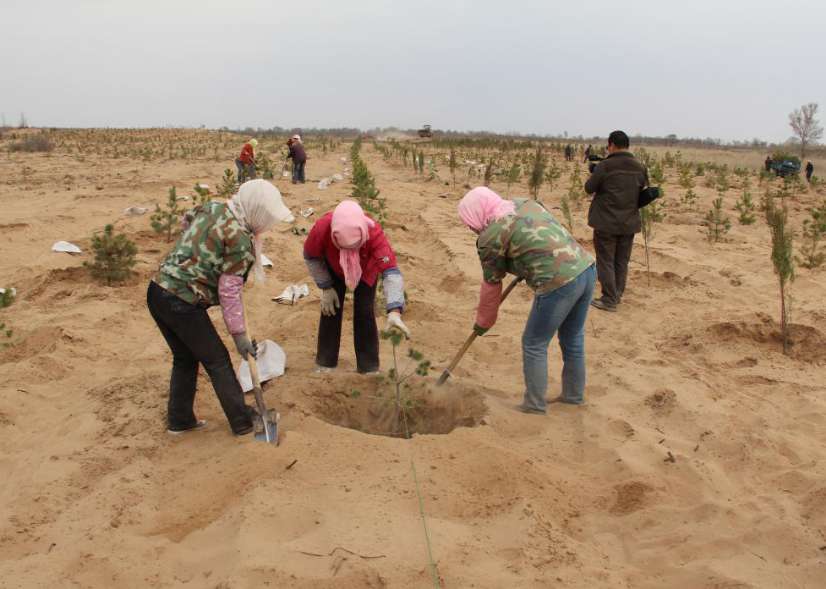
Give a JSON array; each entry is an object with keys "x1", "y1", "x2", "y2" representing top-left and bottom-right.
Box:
[
  {"x1": 584, "y1": 152, "x2": 648, "y2": 235},
  {"x1": 288, "y1": 142, "x2": 307, "y2": 163}
]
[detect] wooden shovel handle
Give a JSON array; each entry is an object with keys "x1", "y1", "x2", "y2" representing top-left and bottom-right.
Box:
[{"x1": 436, "y1": 276, "x2": 522, "y2": 385}]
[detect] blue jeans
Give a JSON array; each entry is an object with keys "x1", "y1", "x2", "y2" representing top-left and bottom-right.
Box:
[
  {"x1": 292, "y1": 160, "x2": 306, "y2": 183},
  {"x1": 521, "y1": 265, "x2": 596, "y2": 413}
]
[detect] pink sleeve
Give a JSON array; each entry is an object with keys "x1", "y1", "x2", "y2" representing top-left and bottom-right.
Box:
[
  {"x1": 218, "y1": 273, "x2": 246, "y2": 335},
  {"x1": 475, "y1": 280, "x2": 503, "y2": 329}
]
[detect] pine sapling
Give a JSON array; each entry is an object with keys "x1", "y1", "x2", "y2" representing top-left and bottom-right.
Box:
[
  {"x1": 544, "y1": 159, "x2": 562, "y2": 193},
  {"x1": 84, "y1": 224, "x2": 138, "y2": 285},
  {"x1": 193, "y1": 183, "x2": 212, "y2": 207},
  {"x1": 506, "y1": 162, "x2": 520, "y2": 196},
  {"x1": 704, "y1": 197, "x2": 731, "y2": 243},
  {"x1": 560, "y1": 195, "x2": 574, "y2": 233},
  {"x1": 734, "y1": 187, "x2": 756, "y2": 225},
  {"x1": 449, "y1": 148, "x2": 457, "y2": 188},
  {"x1": 764, "y1": 195, "x2": 795, "y2": 355},
  {"x1": 151, "y1": 187, "x2": 182, "y2": 242},
  {"x1": 528, "y1": 146, "x2": 545, "y2": 199},
  {"x1": 640, "y1": 200, "x2": 665, "y2": 284},
  {"x1": 217, "y1": 169, "x2": 238, "y2": 199},
  {"x1": 380, "y1": 328, "x2": 431, "y2": 436},
  {"x1": 796, "y1": 202, "x2": 826, "y2": 269},
  {"x1": 681, "y1": 188, "x2": 698, "y2": 210},
  {"x1": 483, "y1": 159, "x2": 494, "y2": 187}
]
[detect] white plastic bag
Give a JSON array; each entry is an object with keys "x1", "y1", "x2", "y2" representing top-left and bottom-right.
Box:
[
  {"x1": 317, "y1": 178, "x2": 331, "y2": 190},
  {"x1": 272, "y1": 283, "x2": 309, "y2": 305},
  {"x1": 261, "y1": 254, "x2": 274, "y2": 268},
  {"x1": 238, "y1": 340, "x2": 286, "y2": 393},
  {"x1": 52, "y1": 241, "x2": 82, "y2": 254},
  {"x1": 123, "y1": 206, "x2": 148, "y2": 216},
  {"x1": 331, "y1": 173, "x2": 344, "y2": 182}
]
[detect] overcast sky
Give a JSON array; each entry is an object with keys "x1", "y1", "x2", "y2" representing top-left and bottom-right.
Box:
[{"x1": 2, "y1": 0, "x2": 823, "y2": 142}]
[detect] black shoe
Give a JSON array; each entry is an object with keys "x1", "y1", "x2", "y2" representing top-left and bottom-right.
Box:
[
  {"x1": 167, "y1": 419, "x2": 207, "y2": 435},
  {"x1": 590, "y1": 298, "x2": 617, "y2": 312}
]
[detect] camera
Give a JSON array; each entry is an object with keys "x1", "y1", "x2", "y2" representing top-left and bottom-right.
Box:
[{"x1": 587, "y1": 155, "x2": 604, "y2": 174}]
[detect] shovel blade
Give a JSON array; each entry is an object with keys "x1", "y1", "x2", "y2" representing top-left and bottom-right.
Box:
[{"x1": 253, "y1": 411, "x2": 280, "y2": 445}]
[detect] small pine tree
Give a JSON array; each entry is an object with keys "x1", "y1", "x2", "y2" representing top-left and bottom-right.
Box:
[
  {"x1": 566, "y1": 165, "x2": 583, "y2": 209},
  {"x1": 84, "y1": 224, "x2": 138, "y2": 285},
  {"x1": 506, "y1": 162, "x2": 520, "y2": 196},
  {"x1": 151, "y1": 187, "x2": 182, "y2": 243},
  {"x1": 764, "y1": 195, "x2": 795, "y2": 354},
  {"x1": 544, "y1": 159, "x2": 562, "y2": 193},
  {"x1": 483, "y1": 159, "x2": 494, "y2": 187},
  {"x1": 560, "y1": 195, "x2": 574, "y2": 233},
  {"x1": 448, "y1": 148, "x2": 457, "y2": 188},
  {"x1": 640, "y1": 200, "x2": 666, "y2": 284},
  {"x1": 217, "y1": 169, "x2": 238, "y2": 198},
  {"x1": 796, "y1": 202, "x2": 826, "y2": 269},
  {"x1": 734, "y1": 188, "x2": 756, "y2": 225},
  {"x1": 704, "y1": 197, "x2": 731, "y2": 243},
  {"x1": 528, "y1": 146, "x2": 545, "y2": 199},
  {"x1": 681, "y1": 188, "x2": 698, "y2": 209},
  {"x1": 417, "y1": 151, "x2": 425, "y2": 175}
]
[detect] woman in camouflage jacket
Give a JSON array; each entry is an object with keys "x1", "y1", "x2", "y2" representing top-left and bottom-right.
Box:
[
  {"x1": 148, "y1": 180, "x2": 294, "y2": 435},
  {"x1": 458, "y1": 187, "x2": 596, "y2": 414}
]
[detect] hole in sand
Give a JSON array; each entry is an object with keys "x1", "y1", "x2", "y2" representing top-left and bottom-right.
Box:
[{"x1": 312, "y1": 374, "x2": 487, "y2": 437}]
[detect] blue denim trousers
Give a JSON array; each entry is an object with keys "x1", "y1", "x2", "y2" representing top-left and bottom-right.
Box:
[{"x1": 521, "y1": 265, "x2": 596, "y2": 413}]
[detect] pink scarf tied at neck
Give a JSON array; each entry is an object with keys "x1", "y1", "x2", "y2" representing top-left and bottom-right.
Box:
[
  {"x1": 331, "y1": 200, "x2": 375, "y2": 290},
  {"x1": 457, "y1": 186, "x2": 516, "y2": 233}
]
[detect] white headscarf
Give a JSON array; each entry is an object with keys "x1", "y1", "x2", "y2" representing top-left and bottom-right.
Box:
[{"x1": 227, "y1": 179, "x2": 294, "y2": 283}]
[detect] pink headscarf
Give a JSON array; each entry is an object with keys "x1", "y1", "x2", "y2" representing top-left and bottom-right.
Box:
[
  {"x1": 458, "y1": 187, "x2": 516, "y2": 233},
  {"x1": 331, "y1": 200, "x2": 374, "y2": 290}
]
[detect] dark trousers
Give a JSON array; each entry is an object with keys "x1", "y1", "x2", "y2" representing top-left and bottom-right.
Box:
[
  {"x1": 236, "y1": 159, "x2": 256, "y2": 183},
  {"x1": 292, "y1": 160, "x2": 306, "y2": 183},
  {"x1": 316, "y1": 276, "x2": 379, "y2": 373},
  {"x1": 593, "y1": 231, "x2": 635, "y2": 306},
  {"x1": 146, "y1": 282, "x2": 252, "y2": 433}
]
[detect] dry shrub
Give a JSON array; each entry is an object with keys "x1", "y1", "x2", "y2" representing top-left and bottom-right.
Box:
[{"x1": 9, "y1": 134, "x2": 54, "y2": 153}]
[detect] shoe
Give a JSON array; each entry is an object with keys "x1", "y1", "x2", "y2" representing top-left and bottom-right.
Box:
[
  {"x1": 516, "y1": 403, "x2": 546, "y2": 415},
  {"x1": 314, "y1": 364, "x2": 335, "y2": 374},
  {"x1": 233, "y1": 424, "x2": 254, "y2": 436},
  {"x1": 167, "y1": 419, "x2": 207, "y2": 435},
  {"x1": 590, "y1": 298, "x2": 617, "y2": 312},
  {"x1": 548, "y1": 395, "x2": 584, "y2": 406}
]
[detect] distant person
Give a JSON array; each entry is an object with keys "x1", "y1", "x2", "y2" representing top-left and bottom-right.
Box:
[
  {"x1": 764, "y1": 155, "x2": 772, "y2": 173},
  {"x1": 583, "y1": 144, "x2": 592, "y2": 163},
  {"x1": 287, "y1": 134, "x2": 307, "y2": 184},
  {"x1": 584, "y1": 130, "x2": 648, "y2": 312},
  {"x1": 806, "y1": 161, "x2": 814, "y2": 183},
  {"x1": 148, "y1": 180, "x2": 294, "y2": 435},
  {"x1": 564, "y1": 144, "x2": 573, "y2": 161},
  {"x1": 457, "y1": 187, "x2": 595, "y2": 414},
  {"x1": 236, "y1": 138, "x2": 257, "y2": 183}
]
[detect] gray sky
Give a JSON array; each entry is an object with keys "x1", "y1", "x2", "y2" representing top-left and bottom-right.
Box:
[{"x1": 2, "y1": 0, "x2": 824, "y2": 142}]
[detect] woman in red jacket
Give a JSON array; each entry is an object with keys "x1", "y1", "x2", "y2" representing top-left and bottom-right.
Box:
[{"x1": 304, "y1": 200, "x2": 409, "y2": 373}]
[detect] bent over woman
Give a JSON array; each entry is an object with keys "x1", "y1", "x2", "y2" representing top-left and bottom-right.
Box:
[
  {"x1": 304, "y1": 200, "x2": 409, "y2": 373},
  {"x1": 148, "y1": 179, "x2": 294, "y2": 435}
]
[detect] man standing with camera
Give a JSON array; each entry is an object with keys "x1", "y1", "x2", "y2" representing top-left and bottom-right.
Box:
[{"x1": 583, "y1": 130, "x2": 648, "y2": 312}]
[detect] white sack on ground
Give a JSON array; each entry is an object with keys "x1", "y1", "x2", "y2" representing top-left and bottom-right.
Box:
[
  {"x1": 52, "y1": 241, "x2": 82, "y2": 254},
  {"x1": 238, "y1": 339, "x2": 286, "y2": 392},
  {"x1": 272, "y1": 283, "x2": 310, "y2": 305}
]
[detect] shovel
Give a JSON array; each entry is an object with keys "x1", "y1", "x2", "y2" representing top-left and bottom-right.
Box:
[
  {"x1": 248, "y1": 355, "x2": 279, "y2": 445},
  {"x1": 437, "y1": 276, "x2": 522, "y2": 385}
]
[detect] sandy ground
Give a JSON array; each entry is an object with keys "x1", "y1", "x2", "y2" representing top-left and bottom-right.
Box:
[{"x1": 1, "y1": 134, "x2": 825, "y2": 588}]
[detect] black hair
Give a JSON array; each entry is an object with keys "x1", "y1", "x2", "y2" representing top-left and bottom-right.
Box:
[{"x1": 608, "y1": 130, "x2": 630, "y2": 149}]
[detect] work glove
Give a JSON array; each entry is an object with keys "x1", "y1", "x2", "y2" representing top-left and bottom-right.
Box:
[
  {"x1": 386, "y1": 311, "x2": 411, "y2": 338},
  {"x1": 473, "y1": 323, "x2": 489, "y2": 337},
  {"x1": 320, "y1": 288, "x2": 340, "y2": 317},
  {"x1": 232, "y1": 333, "x2": 257, "y2": 360}
]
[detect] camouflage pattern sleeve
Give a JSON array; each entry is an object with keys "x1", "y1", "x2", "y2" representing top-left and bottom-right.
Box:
[{"x1": 476, "y1": 219, "x2": 511, "y2": 284}]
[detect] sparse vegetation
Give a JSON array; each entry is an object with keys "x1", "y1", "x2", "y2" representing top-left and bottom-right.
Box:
[
  {"x1": 734, "y1": 187, "x2": 756, "y2": 225},
  {"x1": 528, "y1": 146, "x2": 545, "y2": 199},
  {"x1": 796, "y1": 202, "x2": 826, "y2": 269},
  {"x1": 9, "y1": 134, "x2": 54, "y2": 153},
  {"x1": 640, "y1": 200, "x2": 666, "y2": 284}
]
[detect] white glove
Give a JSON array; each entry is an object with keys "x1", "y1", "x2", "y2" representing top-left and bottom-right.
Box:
[
  {"x1": 386, "y1": 311, "x2": 410, "y2": 338},
  {"x1": 320, "y1": 288, "x2": 340, "y2": 317}
]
